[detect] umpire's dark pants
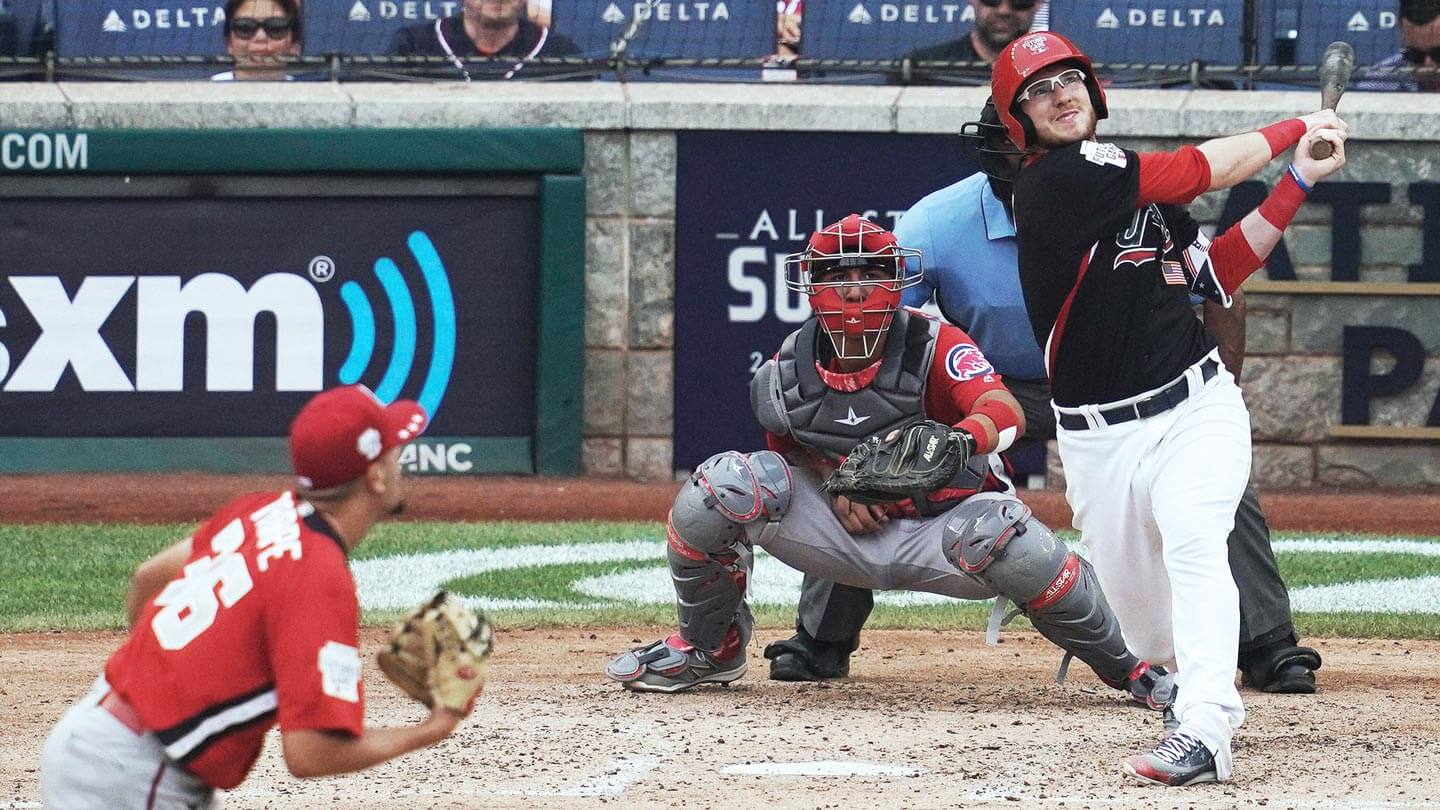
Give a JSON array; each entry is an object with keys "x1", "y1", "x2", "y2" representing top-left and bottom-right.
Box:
[{"x1": 794, "y1": 376, "x2": 1299, "y2": 658}]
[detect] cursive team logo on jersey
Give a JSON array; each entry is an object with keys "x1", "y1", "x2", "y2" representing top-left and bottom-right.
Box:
[
  {"x1": 945, "y1": 344, "x2": 994, "y2": 382},
  {"x1": 1114, "y1": 246, "x2": 1159, "y2": 270}
]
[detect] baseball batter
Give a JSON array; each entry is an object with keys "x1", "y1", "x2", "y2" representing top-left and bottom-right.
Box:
[
  {"x1": 773, "y1": 99, "x2": 1322, "y2": 696},
  {"x1": 992, "y1": 32, "x2": 1348, "y2": 785},
  {"x1": 40, "y1": 385, "x2": 464, "y2": 808},
  {"x1": 606, "y1": 214, "x2": 1174, "y2": 714}
]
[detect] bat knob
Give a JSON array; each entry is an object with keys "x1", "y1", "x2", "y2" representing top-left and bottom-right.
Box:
[{"x1": 1309, "y1": 140, "x2": 1334, "y2": 160}]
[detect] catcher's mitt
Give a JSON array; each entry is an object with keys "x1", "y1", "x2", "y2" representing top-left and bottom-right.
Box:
[
  {"x1": 377, "y1": 591, "x2": 494, "y2": 715},
  {"x1": 824, "y1": 420, "x2": 976, "y2": 505}
]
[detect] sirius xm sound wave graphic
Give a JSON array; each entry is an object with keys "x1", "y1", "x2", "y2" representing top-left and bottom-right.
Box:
[
  {"x1": 336, "y1": 230, "x2": 457, "y2": 420},
  {"x1": 0, "y1": 195, "x2": 543, "y2": 440}
]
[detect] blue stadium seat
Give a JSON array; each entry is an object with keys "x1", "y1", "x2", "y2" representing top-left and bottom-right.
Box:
[
  {"x1": 304, "y1": 0, "x2": 453, "y2": 55},
  {"x1": 55, "y1": 1, "x2": 225, "y2": 57},
  {"x1": 1047, "y1": 0, "x2": 1246, "y2": 67},
  {"x1": 552, "y1": 0, "x2": 776, "y2": 59},
  {"x1": 1, "y1": 0, "x2": 54, "y2": 57},
  {"x1": 1257, "y1": 0, "x2": 1400, "y2": 67},
  {"x1": 801, "y1": 0, "x2": 974, "y2": 61}
]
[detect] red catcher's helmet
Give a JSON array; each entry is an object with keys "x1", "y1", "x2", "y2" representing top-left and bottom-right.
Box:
[
  {"x1": 784, "y1": 214, "x2": 923, "y2": 360},
  {"x1": 991, "y1": 31, "x2": 1108, "y2": 150}
]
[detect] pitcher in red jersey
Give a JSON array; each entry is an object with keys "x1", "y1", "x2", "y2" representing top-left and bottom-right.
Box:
[{"x1": 40, "y1": 385, "x2": 464, "y2": 809}]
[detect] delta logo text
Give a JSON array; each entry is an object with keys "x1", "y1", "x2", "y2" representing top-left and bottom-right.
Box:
[
  {"x1": 346, "y1": 1, "x2": 462, "y2": 22},
  {"x1": 100, "y1": 4, "x2": 226, "y2": 33},
  {"x1": 0, "y1": 230, "x2": 456, "y2": 421},
  {"x1": 844, "y1": 3, "x2": 976, "y2": 26},
  {"x1": 600, "y1": 2, "x2": 732, "y2": 25}
]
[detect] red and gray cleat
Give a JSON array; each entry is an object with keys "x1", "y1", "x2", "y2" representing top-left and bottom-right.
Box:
[
  {"x1": 1122, "y1": 661, "x2": 1177, "y2": 711},
  {"x1": 1122, "y1": 732, "x2": 1218, "y2": 787},
  {"x1": 605, "y1": 630, "x2": 747, "y2": 693}
]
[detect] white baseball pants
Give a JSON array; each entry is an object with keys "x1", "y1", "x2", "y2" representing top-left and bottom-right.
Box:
[{"x1": 1056, "y1": 352, "x2": 1248, "y2": 780}]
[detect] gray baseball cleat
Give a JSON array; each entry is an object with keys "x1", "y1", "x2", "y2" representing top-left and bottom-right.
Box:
[
  {"x1": 1122, "y1": 732, "x2": 1218, "y2": 787},
  {"x1": 1123, "y1": 662, "x2": 1177, "y2": 711},
  {"x1": 606, "y1": 632, "x2": 747, "y2": 693}
]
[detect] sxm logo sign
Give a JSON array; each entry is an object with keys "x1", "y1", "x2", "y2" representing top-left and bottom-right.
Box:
[{"x1": 0, "y1": 229, "x2": 457, "y2": 421}]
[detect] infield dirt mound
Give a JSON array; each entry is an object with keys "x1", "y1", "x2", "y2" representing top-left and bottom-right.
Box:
[
  {"x1": 4, "y1": 629, "x2": 1438, "y2": 809},
  {"x1": 5, "y1": 473, "x2": 1439, "y2": 533}
]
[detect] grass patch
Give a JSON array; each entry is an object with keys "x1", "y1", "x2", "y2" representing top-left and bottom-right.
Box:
[{"x1": 3, "y1": 522, "x2": 1439, "y2": 639}]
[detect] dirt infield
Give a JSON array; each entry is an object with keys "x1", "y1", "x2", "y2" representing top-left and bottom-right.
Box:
[
  {"x1": 5, "y1": 473, "x2": 1440, "y2": 532},
  {"x1": 5, "y1": 629, "x2": 1439, "y2": 809},
  {"x1": 5, "y1": 474, "x2": 1440, "y2": 807}
]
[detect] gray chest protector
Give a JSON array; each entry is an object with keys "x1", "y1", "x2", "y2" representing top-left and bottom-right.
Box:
[{"x1": 751, "y1": 310, "x2": 938, "y2": 460}]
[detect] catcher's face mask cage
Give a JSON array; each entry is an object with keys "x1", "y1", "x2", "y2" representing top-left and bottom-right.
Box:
[
  {"x1": 783, "y1": 214, "x2": 923, "y2": 361},
  {"x1": 959, "y1": 97, "x2": 1027, "y2": 185}
]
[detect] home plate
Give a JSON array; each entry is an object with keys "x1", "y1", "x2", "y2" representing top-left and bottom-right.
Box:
[{"x1": 722, "y1": 761, "x2": 927, "y2": 777}]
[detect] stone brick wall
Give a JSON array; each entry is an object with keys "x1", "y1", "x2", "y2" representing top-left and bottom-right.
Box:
[{"x1": 0, "y1": 82, "x2": 1433, "y2": 486}]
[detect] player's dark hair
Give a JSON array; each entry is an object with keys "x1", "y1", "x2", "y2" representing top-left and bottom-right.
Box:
[
  {"x1": 1402, "y1": 0, "x2": 1440, "y2": 25},
  {"x1": 298, "y1": 478, "x2": 361, "y2": 504},
  {"x1": 223, "y1": 0, "x2": 304, "y2": 44}
]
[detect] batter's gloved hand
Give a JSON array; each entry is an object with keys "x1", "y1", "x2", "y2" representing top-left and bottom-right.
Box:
[
  {"x1": 824, "y1": 420, "x2": 976, "y2": 505},
  {"x1": 377, "y1": 591, "x2": 495, "y2": 716}
]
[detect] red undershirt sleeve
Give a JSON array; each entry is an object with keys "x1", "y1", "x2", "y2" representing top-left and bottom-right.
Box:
[{"x1": 1137, "y1": 146, "x2": 1212, "y2": 206}]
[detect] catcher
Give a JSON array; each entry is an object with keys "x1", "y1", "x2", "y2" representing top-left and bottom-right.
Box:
[
  {"x1": 606, "y1": 214, "x2": 1172, "y2": 710},
  {"x1": 39, "y1": 385, "x2": 492, "y2": 809}
]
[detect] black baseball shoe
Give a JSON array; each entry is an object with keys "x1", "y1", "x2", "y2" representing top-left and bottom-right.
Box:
[
  {"x1": 1240, "y1": 641, "x2": 1321, "y2": 694},
  {"x1": 1122, "y1": 732, "x2": 1218, "y2": 787},
  {"x1": 763, "y1": 628, "x2": 854, "y2": 681}
]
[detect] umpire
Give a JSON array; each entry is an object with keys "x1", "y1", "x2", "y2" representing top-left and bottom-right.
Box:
[{"x1": 765, "y1": 98, "x2": 1322, "y2": 695}]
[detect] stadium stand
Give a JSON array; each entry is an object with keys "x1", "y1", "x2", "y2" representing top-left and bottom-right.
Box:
[
  {"x1": 0, "y1": 0, "x2": 53, "y2": 58},
  {"x1": 800, "y1": 0, "x2": 976, "y2": 61},
  {"x1": 552, "y1": 0, "x2": 776, "y2": 61},
  {"x1": 26, "y1": 0, "x2": 1423, "y2": 84},
  {"x1": 1048, "y1": 0, "x2": 1246, "y2": 68},
  {"x1": 1258, "y1": 0, "x2": 1400, "y2": 67},
  {"x1": 56, "y1": 1, "x2": 225, "y2": 57}
]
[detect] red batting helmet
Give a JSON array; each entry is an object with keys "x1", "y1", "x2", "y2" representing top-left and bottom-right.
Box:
[
  {"x1": 991, "y1": 31, "x2": 1108, "y2": 150},
  {"x1": 783, "y1": 214, "x2": 923, "y2": 361}
]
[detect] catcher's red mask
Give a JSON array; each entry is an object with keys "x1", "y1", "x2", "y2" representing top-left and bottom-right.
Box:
[{"x1": 784, "y1": 214, "x2": 923, "y2": 360}]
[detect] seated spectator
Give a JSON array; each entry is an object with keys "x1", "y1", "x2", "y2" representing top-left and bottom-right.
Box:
[
  {"x1": 1359, "y1": 0, "x2": 1440, "y2": 91},
  {"x1": 213, "y1": 0, "x2": 301, "y2": 81},
  {"x1": 776, "y1": 0, "x2": 801, "y2": 59},
  {"x1": 905, "y1": 0, "x2": 1038, "y2": 64},
  {"x1": 390, "y1": 0, "x2": 580, "y2": 80}
]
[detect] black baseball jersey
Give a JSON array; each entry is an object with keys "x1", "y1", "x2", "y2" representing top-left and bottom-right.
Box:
[{"x1": 1013, "y1": 141, "x2": 1217, "y2": 407}]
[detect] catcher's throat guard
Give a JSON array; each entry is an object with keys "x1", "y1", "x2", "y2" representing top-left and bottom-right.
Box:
[{"x1": 784, "y1": 214, "x2": 924, "y2": 361}]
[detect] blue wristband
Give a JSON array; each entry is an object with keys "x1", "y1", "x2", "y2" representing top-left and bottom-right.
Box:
[{"x1": 1287, "y1": 163, "x2": 1313, "y2": 193}]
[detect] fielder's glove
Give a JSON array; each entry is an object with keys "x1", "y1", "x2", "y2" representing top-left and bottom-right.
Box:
[
  {"x1": 824, "y1": 420, "x2": 976, "y2": 505},
  {"x1": 377, "y1": 591, "x2": 494, "y2": 715}
]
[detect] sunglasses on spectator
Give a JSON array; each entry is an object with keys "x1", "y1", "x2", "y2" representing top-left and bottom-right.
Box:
[
  {"x1": 977, "y1": 0, "x2": 1038, "y2": 9},
  {"x1": 229, "y1": 17, "x2": 294, "y2": 40},
  {"x1": 1402, "y1": 46, "x2": 1440, "y2": 65},
  {"x1": 1016, "y1": 68, "x2": 1087, "y2": 104}
]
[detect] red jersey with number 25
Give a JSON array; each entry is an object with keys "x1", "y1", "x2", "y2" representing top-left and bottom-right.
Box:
[{"x1": 105, "y1": 491, "x2": 365, "y2": 789}]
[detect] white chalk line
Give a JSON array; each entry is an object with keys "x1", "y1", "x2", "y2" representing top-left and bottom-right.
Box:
[{"x1": 353, "y1": 536, "x2": 1440, "y2": 615}]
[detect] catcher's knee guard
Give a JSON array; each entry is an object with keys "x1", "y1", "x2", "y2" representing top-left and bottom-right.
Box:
[
  {"x1": 667, "y1": 451, "x2": 792, "y2": 650},
  {"x1": 942, "y1": 496, "x2": 1140, "y2": 689}
]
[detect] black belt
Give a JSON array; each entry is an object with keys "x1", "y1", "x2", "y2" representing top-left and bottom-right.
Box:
[{"x1": 1057, "y1": 357, "x2": 1219, "y2": 431}]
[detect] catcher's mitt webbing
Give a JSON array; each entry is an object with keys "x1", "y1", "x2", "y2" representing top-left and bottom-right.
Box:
[{"x1": 824, "y1": 420, "x2": 974, "y2": 505}]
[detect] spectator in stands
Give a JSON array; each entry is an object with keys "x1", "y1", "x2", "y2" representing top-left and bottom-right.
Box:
[
  {"x1": 214, "y1": 0, "x2": 301, "y2": 81},
  {"x1": 1359, "y1": 0, "x2": 1440, "y2": 91},
  {"x1": 906, "y1": 0, "x2": 1038, "y2": 64},
  {"x1": 390, "y1": 0, "x2": 580, "y2": 80},
  {"x1": 776, "y1": 0, "x2": 802, "y2": 59}
]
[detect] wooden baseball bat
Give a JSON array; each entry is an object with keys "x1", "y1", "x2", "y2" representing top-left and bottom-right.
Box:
[{"x1": 1310, "y1": 41, "x2": 1355, "y2": 160}]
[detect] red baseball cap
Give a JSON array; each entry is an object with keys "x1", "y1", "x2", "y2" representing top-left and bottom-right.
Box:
[{"x1": 289, "y1": 385, "x2": 428, "y2": 490}]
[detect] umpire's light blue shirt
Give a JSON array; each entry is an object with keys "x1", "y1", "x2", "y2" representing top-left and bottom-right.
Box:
[{"x1": 898, "y1": 172, "x2": 1048, "y2": 381}]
